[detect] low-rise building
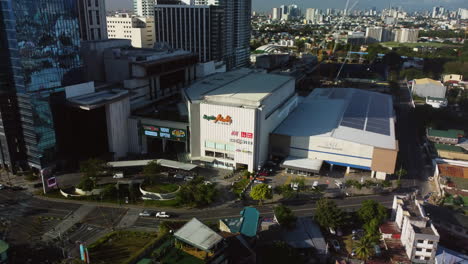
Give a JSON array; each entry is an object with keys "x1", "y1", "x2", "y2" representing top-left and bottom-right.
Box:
[
  {"x1": 412, "y1": 78, "x2": 447, "y2": 99},
  {"x1": 442, "y1": 74, "x2": 463, "y2": 83},
  {"x1": 427, "y1": 129, "x2": 464, "y2": 145},
  {"x1": 425, "y1": 97, "x2": 447, "y2": 108},
  {"x1": 392, "y1": 195, "x2": 440, "y2": 263}
]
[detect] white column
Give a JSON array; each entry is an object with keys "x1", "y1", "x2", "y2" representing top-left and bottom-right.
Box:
[
  {"x1": 371, "y1": 171, "x2": 376, "y2": 178},
  {"x1": 345, "y1": 166, "x2": 350, "y2": 175},
  {"x1": 329, "y1": 164, "x2": 334, "y2": 172}
]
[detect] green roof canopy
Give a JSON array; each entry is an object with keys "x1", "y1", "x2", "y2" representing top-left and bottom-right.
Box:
[{"x1": 428, "y1": 129, "x2": 464, "y2": 139}]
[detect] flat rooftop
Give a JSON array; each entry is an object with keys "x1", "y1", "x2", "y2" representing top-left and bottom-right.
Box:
[
  {"x1": 184, "y1": 68, "x2": 294, "y2": 107},
  {"x1": 274, "y1": 88, "x2": 396, "y2": 150},
  {"x1": 67, "y1": 89, "x2": 129, "y2": 110}
]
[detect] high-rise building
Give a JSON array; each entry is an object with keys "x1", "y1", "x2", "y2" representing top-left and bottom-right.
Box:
[
  {"x1": 305, "y1": 8, "x2": 316, "y2": 23},
  {"x1": 155, "y1": 0, "x2": 251, "y2": 69},
  {"x1": 365, "y1": 26, "x2": 383, "y2": 43},
  {"x1": 458, "y1": 8, "x2": 468, "y2": 19},
  {"x1": 0, "y1": 0, "x2": 83, "y2": 170},
  {"x1": 432, "y1": 6, "x2": 444, "y2": 18},
  {"x1": 398, "y1": 28, "x2": 419, "y2": 43},
  {"x1": 78, "y1": 0, "x2": 108, "y2": 41},
  {"x1": 107, "y1": 14, "x2": 155, "y2": 48},
  {"x1": 272, "y1": 7, "x2": 281, "y2": 20},
  {"x1": 134, "y1": 0, "x2": 155, "y2": 16}
]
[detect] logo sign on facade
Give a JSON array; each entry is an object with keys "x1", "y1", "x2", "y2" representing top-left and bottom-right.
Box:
[
  {"x1": 203, "y1": 114, "x2": 232, "y2": 125},
  {"x1": 47, "y1": 177, "x2": 57, "y2": 188},
  {"x1": 142, "y1": 125, "x2": 186, "y2": 142}
]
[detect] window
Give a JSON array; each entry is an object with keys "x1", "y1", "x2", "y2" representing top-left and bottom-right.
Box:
[
  {"x1": 96, "y1": 11, "x2": 100, "y2": 25},
  {"x1": 416, "y1": 248, "x2": 422, "y2": 252},
  {"x1": 215, "y1": 143, "x2": 225, "y2": 150},
  {"x1": 215, "y1": 152, "x2": 224, "y2": 159},
  {"x1": 88, "y1": 0, "x2": 91, "y2": 6},
  {"x1": 428, "y1": 241, "x2": 434, "y2": 245},
  {"x1": 205, "y1": 141, "x2": 215, "y2": 149},
  {"x1": 226, "y1": 144, "x2": 235, "y2": 152},
  {"x1": 417, "y1": 240, "x2": 424, "y2": 244},
  {"x1": 425, "y1": 249, "x2": 432, "y2": 253},
  {"x1": 88, "y1": 10, "x2": 93, "y2": 25},
  {"x1": 205, "y1": 151, "x2": 214, "y2": 157},
  {"x1": 225, "y1": 153, "x2": 235, "y2": 160},
  {"x1": 95, "y1": 0, "x2": 99, "y2": 7},
  {"x1": 425, "y1": 257, "x2": 430, "y2": 260}
]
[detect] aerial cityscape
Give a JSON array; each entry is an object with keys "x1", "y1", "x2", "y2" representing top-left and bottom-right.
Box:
[{"x1": 0, "y1": 0, "x2": 467, "y2": 263}]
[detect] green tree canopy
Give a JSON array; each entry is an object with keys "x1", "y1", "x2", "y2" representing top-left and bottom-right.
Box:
[
  {"x1": 357, "y1": 200, "x2": 388, "y2": 224},
  {"x1": 250, "y1": 183, "x2": 272, "y2": 205},
  {"x1": 143, "y1": 160, "x2": 161, "y2": 185},
  {"x1": 314, "y1": 198, "x2": 346, "y2": 229},
  {"x1": 274, "y1": 205, "x2": 297, "y2": 228},
  {"x1": 354, "y1": 235, "x2": 374, "y2": 261},
  {"x1": 80, "y1": 158, "x2": 107, "y2": 178},
  {"x1": 176, "y1": 177, "x2": 218, "y2": 207}
]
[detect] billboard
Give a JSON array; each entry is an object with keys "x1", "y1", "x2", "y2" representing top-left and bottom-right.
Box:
[{"x1": 142, "y1": 124, "x2": 187, "y2": 142}]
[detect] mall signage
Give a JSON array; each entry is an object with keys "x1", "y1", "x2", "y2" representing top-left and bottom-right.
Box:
[
  {"x1": 203, "y1": 114, "x2": 232, "y2": 125},
  {"x1": 142, "y1": 124, "x2": 187, "y2": 141}
]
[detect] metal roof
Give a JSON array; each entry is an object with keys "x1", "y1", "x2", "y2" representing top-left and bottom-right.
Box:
[
  {"x1": 281, "y1": 157, "x2": 323, "y2": 173},
  {"x1": 274, "y1": 88, "x2": 397, "y2": 150},
  {"x1": 239, "y1": 207, "x2": 260, "y2": 237},
  {"x1": 428, "y1": 128, "x2": 464, "y2": 139},
  {"x1": 412, "y1": 78, "x2": 446, "y2": 98},
  {"x1": 184, "y1": 68, "x2": 293, "y2": 107},
  {"x1": 107, "y1": 159, "x2": 197, "y2": 171},
  {"x1": 174, "y1": 218, "x2": 223, "y2": 251}
]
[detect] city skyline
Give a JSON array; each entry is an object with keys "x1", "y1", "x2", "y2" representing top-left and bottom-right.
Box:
[{"x1": 105, "y1": 0, "x2": 468, "y2": 12}]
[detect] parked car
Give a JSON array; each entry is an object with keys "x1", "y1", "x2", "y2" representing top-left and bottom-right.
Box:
[
  {"x1": 312, "y1": 181, "x2": 319, "y2": 189},
  {"x1": 291, "y1": 182, "x2": 299, "y2": 191},
  {"x1": 334, "y1": 180, "x2": 343, "y2": 189},
  {"x1": 113, "y1": 172, "x2": 124, "y2": 179},
  {"x1": 155, "y1": 212, "x2": 170, "y2": 218},
  {"x1": 374, "y1": 244, "x2": 382, "y2": 256},
  {"x1": 0, "y1": 184, "x2": 4, "y2": 190},
  {"x1": 174, "y1": 174, "x2": 185, "y2": 180},
  {"x1": 254, "y1": 180, "x2": 263, "y2": 184},
  {"x1": 184, "y1": 176, "x2": 194, "y2": 181},
  {"x1": 139, "y1": 210, "x2": 154, "y2": 217},
  {"x1": 331, "y1": 240, "x2": 340, "y2": 251},
  {"x1": 351, "y1": 249, "x2": 356, "y2": 256}
]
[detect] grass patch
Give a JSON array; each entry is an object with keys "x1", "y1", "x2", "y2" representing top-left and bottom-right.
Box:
[
  {"x1": 232, "y1": 179, "x2": 250, "y2": 195},
  {"x1": 142, "y1": 183, "x2": 179, "y2": 194},
  {"x1": 89, "y1": 231, "x2": 158, "y2": 264}
]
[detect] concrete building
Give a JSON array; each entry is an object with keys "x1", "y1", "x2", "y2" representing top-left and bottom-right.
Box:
[
  {"x1": 411, "y1": 78, "x2": 447, "y2": 99},
  {"x1": 183, "y1": 68, "x2": 297, "y2": 172},
  {"x1": 271, "y1": 88, "x2": 398, "y2": 179},
  {"x1": 272, "y1": 7, "x2": 281, "y2": 20},
  {"x1": 458, "y1": 8, "x2": 468, "y2": 19},
  {"x1": 366, "y1": 26, "x2": 383, "y2": 43},
  {"x1": 432, "y1": 6, "x2": 445, "y2": 19},
  {"x1": 133, "y1": 0, "x2": 155, "y2": 16},
  {"x1": 442, "y1": 74, "x2": 463, "y2": 83},
  {"x1": 78, "y1": 0, "x2": 108, "y2": 40},
  {"x1": 155, "y1": 0, "x2": 251, "y2": 70},
  {"x1": 305, "y1": 8, "x2": 317, "y2": 24},
  {"x1": 106, "y1": 13, "x2": 155, "y2": 48},
  {"x1": 392, "y1": 195, "x2": 440, "y2": 263},
  {"x1": 398, "y1": 28, "x2": 419, "y2": 43}
]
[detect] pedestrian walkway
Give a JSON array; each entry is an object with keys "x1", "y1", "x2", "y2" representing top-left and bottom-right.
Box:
[
  {"x1": 42, "y1": 204, "x2": 95, "y2": 241},
  {"x1": 116, "y1": 208, "x2": 140, "y2": 229}
]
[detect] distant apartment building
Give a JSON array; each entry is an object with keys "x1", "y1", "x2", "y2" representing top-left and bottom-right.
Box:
[
  {"x1": 397, "y1": 28, "x2": 419, "y2": 43},
  {"x1": 133, "y1": 0, "x2": 155, "y2": 16},
  {"x1": 459, "y1": 8, "x2": 468, "y2": 19},
  {"x1": 155, "y1": 0, "x2": 251, "y2": 70},
  {"x1": 78, "y1": 0, "x2": 108, "y2": 40},
  {"x1": 392, "y1": 195, "x2": 440, "y2": 263},
  {"x1": 366, "y1": 26, "x2": 383, "y2": 43},
  {"x1": 272, "y1": 7, "x2": 281, "y2": 20},
  {"x1": 432, "y1": 6, "x2": 445, "y2": 19},
  {"x1": 305, "y1": 8, "x2": 317, "y2": 23},
  {"x1": 107, "y1": 14, "x2": 155, "y2": 48}
]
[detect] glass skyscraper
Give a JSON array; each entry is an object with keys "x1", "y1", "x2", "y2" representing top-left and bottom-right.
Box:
[{"x1": 0, "y1": 0, "x2": 83, "y2": 170}]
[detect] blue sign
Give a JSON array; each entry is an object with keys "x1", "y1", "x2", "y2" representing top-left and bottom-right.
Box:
[{"x1": 145, "y1": 131, "x2": 158, "y2": 137}]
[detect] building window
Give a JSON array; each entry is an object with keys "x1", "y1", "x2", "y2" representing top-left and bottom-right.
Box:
[
  {"x1": 425, "y1": 249, "x2": 432, "y2": 253},
  {"x1": 428, "y1": 241, "x2": 434, "y2": 245},
  {"x1": 88, "y1": 10, "x2": 93, "y2": 25},
  {"x1": 416, "y1": 248, "x2": 422, "y2": 252},
  {"x1": 417, "y1": 240, "x2": 424, "y2": 244},
  {"x1": 88, "y1": 0, "x2": 91, "y2": 6},
  {"x1": 95, "y1": 0, "x2": 99, "y2": 7},
  {"x1": 226, "y1": 144, "x2": 235, "y2": 152},
  {"x1": 225, "y1": 153, "x2": 235, "y2": 160},
  {"x1": 205, "y1": 151, "x2": 214, "y2": 157},
  {"x1": 425, "y1": 257, "x2": 430, "y2": 260},
  {"x1": 215, "y1": 152, "x2": 224, "y2": 159},
  {"x1": 215, "y1": 143, "x2": 225, "y2": 150},
  {"x1": 96, "y1": 11, "x2": 100, "y2": 25}
]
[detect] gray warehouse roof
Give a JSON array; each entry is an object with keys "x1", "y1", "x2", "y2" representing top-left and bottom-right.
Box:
[
  {"x1": 184, "y1": 68, "x2": 294, "y2": 107},
  {"x1": 174, "y1": 218, "x2": 223, "y2": 251},
  {"x1": 412, "y1": 78, "x2": 446, "y2": 98},
  {"x1": 274, "y1": 88, "x2": 396, "y2": 150}
]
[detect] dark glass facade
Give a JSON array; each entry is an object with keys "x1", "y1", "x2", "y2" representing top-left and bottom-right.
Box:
[{"x1": 0, "y1": 0, "x2": 83, "y2": 170}]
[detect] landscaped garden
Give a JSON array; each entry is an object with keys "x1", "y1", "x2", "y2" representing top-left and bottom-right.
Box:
[
  {"x1": 88, "y1": 231, "x2": 159, "y2": 264},
  {"x1": 152, "y1": 238, "x2": 203, "y2": 264},
  {"x1": 142, "y1": 182, "x2": 179, "y2": 193}
]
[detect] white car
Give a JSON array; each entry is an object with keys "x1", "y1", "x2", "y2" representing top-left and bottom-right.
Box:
[
  {"x1": 312, "y1": 181, "x2": 319, "y2": 189},
  {"x1": 113, "y1": 172, "x2": 124, "y2": 179},
  {"x1": 139, "y1": 210, "x2": 154, "y2": 217},
  {"x1": 184, "y1": 176, "x2": 194, "y2": 181},
  {"x1": 0, "y1": 184, "x2": 4, "y2": 190},
  {"x1": 155, "y1": 212, "x2": 170, "y2": 218},
  {"x1": 174, "y1": 174, "x2": 184, "y2": 180}
]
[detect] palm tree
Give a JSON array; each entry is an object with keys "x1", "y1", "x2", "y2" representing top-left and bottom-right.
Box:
[{"x1": 354, "y1": 236, "x2": 374, "y2": 261}]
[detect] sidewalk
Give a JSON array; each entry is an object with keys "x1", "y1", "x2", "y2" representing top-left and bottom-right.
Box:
[
  {"x1": 116, "y1": 208, "x2": 140, "y2": 229},
  {"x1": 42, "y1": 204, "x2": 96, "y2": 241}
]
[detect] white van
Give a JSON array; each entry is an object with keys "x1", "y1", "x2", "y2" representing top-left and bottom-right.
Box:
[{"x1": 113, "y1": 172, "x2": 124, "y2": 179}]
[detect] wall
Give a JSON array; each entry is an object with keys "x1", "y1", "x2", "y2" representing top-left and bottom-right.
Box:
[
  {"x1": 128, "y1": 117, "x2": 141, "y2": 154},
  {"x1": 371, "y1": 147, "x2": 397, "y2": 174},
  {"x1": 139, "y1": 185, "x2": 180, "y2": 200},
  {"x1": 289, "y1": 136, "x2": 374, "y2": 169},
  {"x1": 106, "y1": 97, "x2": 130, "y2": 159},
  {"x1": 199, "y1": 103, "x2": 256, "y2": 171}
]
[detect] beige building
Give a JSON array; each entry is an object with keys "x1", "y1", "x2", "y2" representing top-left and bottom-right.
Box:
[
  {"x1": 107, "y1": 13, "x2": 155, "y2": 48},
  {"x1": 442, "y1": 74, "x2": 463, "y2": 83}
]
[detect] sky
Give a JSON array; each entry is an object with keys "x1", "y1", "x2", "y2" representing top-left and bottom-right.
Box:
[{"x1": 106, "y1": 0, "x2": 468, "y2": 13}]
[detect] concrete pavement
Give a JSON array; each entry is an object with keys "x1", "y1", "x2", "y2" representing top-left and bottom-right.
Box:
[{"x1": 42, "y1": 204, "x2": 96, "y2": 241}]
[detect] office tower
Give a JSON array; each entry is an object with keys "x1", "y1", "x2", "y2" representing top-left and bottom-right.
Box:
[
  {"x1": 306, "y1": 8, "x2": 316, "y2": 23},
  {"x1": 0, "y1": 0, "x2": 83, "y2": 170},
  {"x1": 155, "y1": 0, "x2": 251, "y2": 69},
  {"x1": 134, "y1": 0, "x2": 155, "y2": 16},
  {"x1": 280, "y1": 5, "x2": 288, "y2": 20},
  {"x1": 365, "y1": 26, "x2": 383, "y2": 43},
  {"x1": 78, "y1": 0, "x2": 108, "y2": 40},
  {"x1": 326, "y1": 8, "x2": 332, "y2": 16},
  {"x1": 432, "y1": 6, "x2": 444, "y2": 18},
  {"x1": 272, "y1": 7, "x2": 281, "y2": 20},
  {"x1": 288, "y1": 4, "x2": 300, "y2": 18},
  {"x1": 107, "y1": 13, "x2": 155, "y2": 48}
]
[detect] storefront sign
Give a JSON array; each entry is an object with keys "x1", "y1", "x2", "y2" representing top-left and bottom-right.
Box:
[
  {"x1": 236, "y1": 149, "x2": 253, "y2": 155},
  {"x1": 203, "y1": 114, "x2": 232, "y2": 125},
  {"x1": 231, "y1": 131, "x2": 253, "y2": 138},
  {"x1": 142, "y1": 124, "x2": 186, "y2": 142},
  {"x1": 230, "y1": 138, "x2": 253, "y2": 145}
]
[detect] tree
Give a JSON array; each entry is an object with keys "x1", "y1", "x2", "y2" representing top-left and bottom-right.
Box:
[
  {"x1": 395, "y1": 167, "x2": 407, "y2": 181},
  {"x1": 176, "y1": 177, "x2": 218, "y2": 207},
  {"x1": 143, "y1": 160, "x2": 161, "y2": 185},
  {"x1": 274, "y1": 205, "x2": 297, "y2": 228},
  {"x1": 354, "y1": 236, "x2": 374, "y2": 261},
  {"x1": 80, "y1": 158, "x2": 107, "y2": 178},
  {"x1": 400, "y1": 68, "x2": 425, "y2": 80},
  {"x1": 101, "y1": 184, "x2": 117, "y2": 199},
  {"x1": 77, "y1": 177, "x2": 95, "y2": 191},
  {"x1": 357, "y1": 200, "x2": 388, "y2": 225},
  {"x1": 250, "y1": 183, "x2": 272, "y2": 205},
  {"x1": 314, "y1": 198, "x2": 345, "y2": 229}
]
